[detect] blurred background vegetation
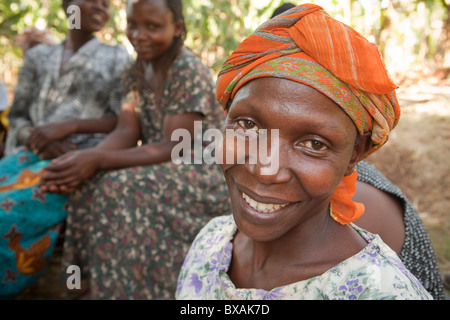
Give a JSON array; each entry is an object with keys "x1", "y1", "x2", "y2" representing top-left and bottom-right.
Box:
[{"x1": 0, "y1": 0, "x2": 449, "y2": 86}]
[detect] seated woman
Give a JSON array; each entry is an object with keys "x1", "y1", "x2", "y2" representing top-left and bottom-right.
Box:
[
  {"x1": 40, "y1": 0, "x2": 230, "y2": 299},
  {"x1": 270, "y1": 1, "x2": 445, "y2": 302},
  {"x1": 176, "y1": 4, "x2": 432, "y2": 300},
  {"x1": 0, "y1": 0, "x2": 131, "y2": 299},
  {"x1": 270, "y1": 3, "x2": 444, "y2": 301}
]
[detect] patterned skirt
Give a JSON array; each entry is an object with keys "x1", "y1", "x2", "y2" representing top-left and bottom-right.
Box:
[
  {"x1": 62, "y1": 161, "x2": 231, "y2": 299},
  {"x1": 0, "y1": 150, "x2": 67, "y2": 299}
]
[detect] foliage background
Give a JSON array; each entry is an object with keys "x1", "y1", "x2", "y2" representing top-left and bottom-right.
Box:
[{"x1": 1, "y1": 0, "x2": 449, "y2": 84}]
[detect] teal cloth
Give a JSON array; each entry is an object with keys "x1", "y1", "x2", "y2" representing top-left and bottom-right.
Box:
[{"x1": 0, "y1": 150, "x2": 67, "y2": 299}]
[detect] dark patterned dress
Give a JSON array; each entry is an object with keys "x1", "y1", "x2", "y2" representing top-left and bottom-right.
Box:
[
  {"x1": 62, "y1": 49, "x2": 232, "y2": 299},
  {"x1": 356, "y1": 161, "x2": 445, "y2": 300}
]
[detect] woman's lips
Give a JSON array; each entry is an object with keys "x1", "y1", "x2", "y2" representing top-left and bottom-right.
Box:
[
  {"x1": 132, "y1": 43, "x2": 153, "y2": 55},
  {"x1": 242, "y1": 192, "x2": 289, "y2": 213},
  {"x1": 91, "y1": 13, "x2": 105, "y2": 24}
]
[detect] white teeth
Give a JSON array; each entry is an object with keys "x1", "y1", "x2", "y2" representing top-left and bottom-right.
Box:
[
  {"x1": 242, "y1": 193, "x2": 288, "y2": 213},
  {"x1": 92, "y1": 13, "x2": 103, "y2": 21}
]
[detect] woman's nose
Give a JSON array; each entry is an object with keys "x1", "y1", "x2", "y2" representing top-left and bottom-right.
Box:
[
  {"x1": 245, "y1": 130, "x2": 292, "y2": 185},
  {"x1": 246, "y1": 160, "x2": 292, "y2": 186},
  {"x1": 134, "y1": 26, "x2": 149, "y2": 41}
]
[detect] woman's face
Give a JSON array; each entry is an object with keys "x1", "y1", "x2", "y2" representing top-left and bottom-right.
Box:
[
  {"x1": 221, "y1": 78, "x2": 364, "y2": 242},
  {"x1": 126, "y1": 0, "x2": 182, "y2": 62},
  {"x1": 72, "y1": 0, "x2": 110, "y2": 32}
]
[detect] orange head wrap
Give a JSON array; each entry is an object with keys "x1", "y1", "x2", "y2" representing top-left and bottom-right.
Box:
[{"x1": 216, "y1": 4, "x2": 401, "y2": 224}]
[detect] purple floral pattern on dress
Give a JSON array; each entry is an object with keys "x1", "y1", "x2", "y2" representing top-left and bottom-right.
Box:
[{"x1": 176, "y1": 215, "x2": 433, "y2": 300}]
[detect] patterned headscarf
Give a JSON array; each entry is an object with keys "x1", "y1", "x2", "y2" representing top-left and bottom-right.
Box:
[{"x1": 216, "y1": 4, "x2": 401, "y2": 224}]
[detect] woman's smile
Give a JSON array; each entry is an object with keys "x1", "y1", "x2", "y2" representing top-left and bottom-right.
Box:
[
  {"x1": 233, "y1": 182, "x2": 301, "y2": 227},
  {"x1": 242, "y1": 192, "x2": 289, "y2": 213},
  {"x1": 90, "y1": 12, "x2": 107, "y2": 25}
]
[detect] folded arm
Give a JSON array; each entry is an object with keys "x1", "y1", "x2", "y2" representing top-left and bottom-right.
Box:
[
  {"x1": 27, "y1": 115, "x2": 118, "y2": 159},
  {"x1": 40, "y1": 99, "x2": 203, "y2": 193}
]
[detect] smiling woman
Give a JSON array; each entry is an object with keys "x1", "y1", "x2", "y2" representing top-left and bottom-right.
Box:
[{"x1": 176, "y1": 3, "x2": 433, "y2": 300}]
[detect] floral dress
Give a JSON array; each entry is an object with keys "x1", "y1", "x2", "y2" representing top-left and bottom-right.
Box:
[
  {"x1": 62, "y1": 49, "x2": 231, "y2": 299},
  {"x1": 176, "y1": 215, "x2": 433, "y2": 300}
]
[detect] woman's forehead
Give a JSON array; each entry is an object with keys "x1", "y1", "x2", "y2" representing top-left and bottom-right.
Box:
[
  {"x1": 230, "y1": 77, "x2": 332, "y2": 112},
  {"x1": 126, "y1": 0, "x2": 167, "y2": 15}
]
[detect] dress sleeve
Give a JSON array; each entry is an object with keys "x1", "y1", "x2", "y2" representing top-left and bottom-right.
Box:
[
  {"x1": 164, "y1": 53, "x2": 216, "y2": 117},
  {"x1": 4, "y1": 50, "x2": 38, "y2": 155}
]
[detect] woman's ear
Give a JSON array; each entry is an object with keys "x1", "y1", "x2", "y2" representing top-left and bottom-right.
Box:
[
  {"x1": 174, "y1": 20, "x2": 184, "y2": 38},
  {"x1": 344, "y1": 132, "x2": 372, "y2": 176}
]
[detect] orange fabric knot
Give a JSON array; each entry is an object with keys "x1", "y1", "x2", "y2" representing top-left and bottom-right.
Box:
[{"x1": 330, "y1": 171, "x2": 364, "y2": 225}]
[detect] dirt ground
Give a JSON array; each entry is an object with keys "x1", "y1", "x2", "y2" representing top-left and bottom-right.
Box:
[{"x1": 12, "y1": 74, "x2": 450, "y2": 300}]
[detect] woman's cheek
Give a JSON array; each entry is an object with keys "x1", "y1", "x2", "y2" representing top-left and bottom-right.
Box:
[{"x1": 293, "y1": 160, "x2": 343, "y2": 199}]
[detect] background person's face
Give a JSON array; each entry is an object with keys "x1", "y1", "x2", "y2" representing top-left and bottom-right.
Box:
[
  {"x1": 126, "y1": 0, "x2": 181, "y2": 62},
  {"x1": 71, "y1": 0, "x2": 110, "y2": 32}
]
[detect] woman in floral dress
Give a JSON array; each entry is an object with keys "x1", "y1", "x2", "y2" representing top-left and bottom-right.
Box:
[
  {"x1": 40, "y1": 0, "x2": 230, "y2": 299},
  {"x1": 176, "y1": 4, "x2": 432, "y2": 300}
]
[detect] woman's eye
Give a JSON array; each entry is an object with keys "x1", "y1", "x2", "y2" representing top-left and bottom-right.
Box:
[
  {"x1": 304, "y1": 140, "x2": 328, "y2": 151},
  {"x1": 147, "y1": 24, "x2": 159, "y2": 31},
  {"x1": 238, "y1": 120, "x2": 259, "y2": 132}
]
